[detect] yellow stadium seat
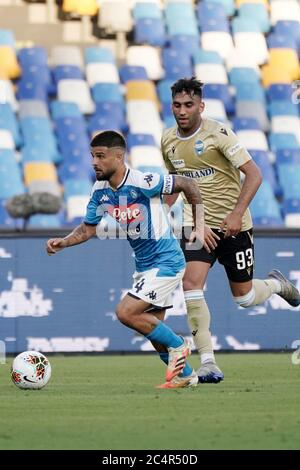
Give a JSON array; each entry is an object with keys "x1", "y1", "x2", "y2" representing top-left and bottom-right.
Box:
[
  {"x1": 126, "y1": 81, "x2": 159, "y2": 108},
  {"x1": 63, "y1": 0, "x2": 98, "y2": 16},
  {"x1": 24, "y1": 163, "x2": 58, "y2": 186},
  {"x1": 268, "y1": 48, "x2": 300, "y2": 81},
  {"x1": 261, "y1": 65, "x2": 293, "y2": 87},
  {"x1": 0, "y1": 46, "x2": 21, "y2": 80},
  {"x1": 236, "y1": 0, "x2": 269, "y2": 7}
]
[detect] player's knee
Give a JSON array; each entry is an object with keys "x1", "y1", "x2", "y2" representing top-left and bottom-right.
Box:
[
  {"x1": 183, "y1": 278, "x2": 202, "y2": 291},
  {"x1": 233, "y1": 288, "x2": 255, "y2": 308}
]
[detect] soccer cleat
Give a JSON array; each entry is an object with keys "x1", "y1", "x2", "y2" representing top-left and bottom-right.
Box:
[
  {"x1": 268, "y1": 269, "x2": 300, "y2": 307},
  {"x1": 197, "y1": 362, "x2": 224, "y2": 384},
  {"x1": 166, "y1": 338, "x2": 191, "y2": 382},
  {"x1": 156, "y1": 371, "x2": 198, "y2": 389}
]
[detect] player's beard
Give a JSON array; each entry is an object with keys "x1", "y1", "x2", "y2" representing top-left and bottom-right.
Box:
[{"x1": 95, "y1": 168, "x2": 115, "y2": 181}]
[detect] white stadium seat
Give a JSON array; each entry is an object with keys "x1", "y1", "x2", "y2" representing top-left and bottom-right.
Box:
[
  {"x1": 0, "y1": 79, "x2": 18, "y2": 112},
  {"x1": 58, "y1": 79, "x2": 95, "y2": 114},
  {"x1": 86, "y1": 63, "x2": 120, "y2": 87},
  {"x1": 195, "y1": 64, "x2": 228, "y2": 85},
  {"x1": 130, "y1": 146, "x2": 164, "y2": 168},
  {"x1": 50, "y1": 46, "x2": 84, "y2": 69},
  {"x1": 66, "y1": 195, "x2": 90, "y2": 221},
  {"x1": 270, "y1": 0, "x2": 300, "y2": 25},
  {"x1": 201, "y1": 31, "x2": 234, "y2": 61},
  {"x1": 126, "y1": 45, "x2": 164, "y2": 81},
  {"x1": 234, "y1": 32, "x2": 269, "y2": 66},
  {"x1": 0, "y1": 129, "x2": 15, "y2": 150},
  {"x1": 236, "y1": 129, "x2": 269, "y2": 151},
  {"x1": 202, "y1": 99, "x2": 227, "y2": 122}
]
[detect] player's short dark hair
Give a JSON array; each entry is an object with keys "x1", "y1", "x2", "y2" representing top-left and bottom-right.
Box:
[
  {"x1": 171, "y1": 77, "x2": 204, "y2": 100},
  {"x1": 90, "y1": 130, "x2": 126, "y2": 149}
]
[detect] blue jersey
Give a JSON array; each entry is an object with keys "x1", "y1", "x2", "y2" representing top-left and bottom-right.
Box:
[{"x1": 84, "y1": 168, "x2": 186, "y2": 276}]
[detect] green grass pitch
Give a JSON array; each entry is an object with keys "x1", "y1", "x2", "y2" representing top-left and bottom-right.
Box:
[{"x1": 0, "y1": 353, "x2": 299, "y2": 450}]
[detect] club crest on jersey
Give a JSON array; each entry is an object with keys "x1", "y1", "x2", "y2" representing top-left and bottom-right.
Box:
[
  {"x1": 130, "y1": 189, "x2": 138, "y2": 199},
  {"x1": 194, "y1": 140, "x2": 204, "y2": 156}
]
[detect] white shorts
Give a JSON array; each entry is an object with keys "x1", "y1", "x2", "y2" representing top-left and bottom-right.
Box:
[{"x1": 128, "y1": 268, "x2": 185, "y2": 309}]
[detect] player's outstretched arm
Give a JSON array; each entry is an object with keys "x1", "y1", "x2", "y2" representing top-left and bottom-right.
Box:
[{"x1": 46, "y1": 223, "x2": 97, "y2": 255}]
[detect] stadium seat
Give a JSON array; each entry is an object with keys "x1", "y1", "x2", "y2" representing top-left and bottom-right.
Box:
[
  {"x1": 0, "y1": 103, "x2": 22, "y2": 148},
  {"x1": 282, "y1": 199, "x2": 300, "y2": 227},
  {"x1": 203, "y1": 0, "x2": 235, "y2": 17},
  {"x1": 229, "y1": 67, "x2": 260, "y2": 87},
  {"x1": 249, "y1": 150, "x2": 278, "y2": 193},
  {"x1": 28, "y1": 214, "x2": 62, "y2": 228},
  {"x1": 270, "y1": 0, "x2": 300, "y2": 26},
  {"x1": 64, "y1": 178, "x2": 92, "y2": 198},
  {"x1": 133, "y1": 2, "x2": 162, "y2": 21},
  {"x1": 119, "y1": 65, "x2": 148, "y2": 83},
  {"x1": 57, "y1": 79, "x2": 95, "y2": 114},
  {"x1": 236, "y1": 129, "x2": 269, "y2": 151},
  {"x1": 126, "y1": 45, "x2": 164, "y2": 81},
  {"x1": 232, "y1": 117, "x2": 262, "y2": 132},
  {"x1": 53, "y1": 65, "x2": 84, "y2": 85},
  {"x1": 84, "y1": 46, "x2": 115, "y2": 64},
  {"x1": 236, "y1": 101, "x2": 269, "y2": 132},
  {"x1": 134, "y1": 18, "x2": 166, "y2": 47},
  {"x1": 127, "y1": 133, "x2": 157, "y2": 149},
  {"x1": 92, "y1": 83, "x2": 124, "y2": 105},
  {"x1": 0, "y1": 46, "x2": 21, "y2": 79},
  {"x1": 97, "y1": 1, "x2": 132, "y2": 33},
  {"x1": 238, "y1": 4, "x2": 270, "y2": 33},
  {"x1": 267, "y1": 84, "x2": 293, "y2": 101},
  {"x1": 268, "y1": 49, "x2": 300, "y2": 81},
  {"x1": 28, "y1": 180, "x2": 62, "y2": 197},
  {"x1": 261, "y1": 65, "x2": 293, "y2": 87},
  {"x1": 50, "y1": 101, "x2": 82, "y2": 119},
  {"x1": 126, "y1": 80, "x2": 159, "y2": 107},
  {"x1": 195, "y1": 64, "x2": 228, "y2": 84},
  {"x1": 267, "y1": 33, "x2": 297, "y2": 51},
  {"x1": 203, "y1": 84, "x2": 234, "y2": 115},
  {"x1": 62, "y1": 0, "x2": 98, "y2": 16},
  {"x1": 18, "y1": 100, "x2": 49, "y2": 119},
  {"x1": 24, "y1": 162, "x2": 58, "y2": 186},
  {"x1": 202, "y1": 99, "x2": 227, "y2": 122},
  {"x1": 0, "y1": 29, "x2": 15, "y2": 48},
  {"x1": 169, "y1": 35, "x2": 199, "y2": 56},
  {"x1": 276, "y1": 149, "x2": 300, "y2": 165},
  {"x1": 129, "y1": 146, "x2": 164, "y2": 168},
  {"x1": 250, "y1": 181, "x2": 282, "y2": 221},
  {"x1": 278, "y1": 164, "x2": 300, "y2": 200},
  {"x1": 66, "y1": 195, "x2": 90, "y2": 221},
  {"x1": 18, "y1": 46, "x2": 48, "y2": 67},
  {"x1": 50, "y1": 46, "x2": 84, "y2": 69},
  {"x1": 193, "y1": 48, "x2": 223, "y2": 65},
  {"x1": 201, "y1": 31, "x2": 234, "y2": 60},
  {"x1": 86, "y1": 63, "x2": 120, "y2": 87},
  {"x1": 0, "y1": 199, "x2": 22, "y2": 229},
  {"x1": 269, "y1": 133, "x2": 299, "y2": 152},
  {"x1": 233, "y1": 32, "x2": 269, "y2": 65},
  {"x1": 0, "y1": 79, "x2": 18, "y2": 112}
]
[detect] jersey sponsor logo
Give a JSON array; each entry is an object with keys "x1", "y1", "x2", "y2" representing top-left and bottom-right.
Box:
[
  {"x1": 108, "y1": 203, "x2": 144, "y2": 223},
  {"x1": 171, "y1": 159, "x2": 185, "y2": 169},
  {"x1": 162, "y1": 175, "x2": 174, "y2": 195},
  {"x1": 182, "y1": 168, "x2": 215, "y2": 179},
  {"x1": 228, "y1": 143, "x2": 243, "y2": 156},
  {"x1": 194, "y1": 139, "x2": 204, "y2": 156},
  {"x1": 219, "y1": 127, "x2": 228, "y2": 136}
]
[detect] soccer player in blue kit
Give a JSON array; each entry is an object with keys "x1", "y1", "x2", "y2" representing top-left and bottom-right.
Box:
[{"x1": 46, "y1": 131, "x2": 205, "y2": 388}]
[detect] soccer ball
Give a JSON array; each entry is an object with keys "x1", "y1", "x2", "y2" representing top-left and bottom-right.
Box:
[{"x1": 11, "y1": 350, "x2": 51, "y2": 390}]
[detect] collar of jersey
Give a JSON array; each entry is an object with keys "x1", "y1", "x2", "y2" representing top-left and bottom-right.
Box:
[
  {"x1": 176, "y1": 122, "x2": 203, "y2": 141},
  {"x1": 111, "y1": 165, "x2": 130, "y2": 191}
]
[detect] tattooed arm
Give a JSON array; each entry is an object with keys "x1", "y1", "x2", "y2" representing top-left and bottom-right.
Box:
[{"x1": 46, "y1": 223, "x2": 97, "y2": 255}]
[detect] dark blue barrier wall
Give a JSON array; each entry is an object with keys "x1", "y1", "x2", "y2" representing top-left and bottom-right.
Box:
[{"x1": 0, "y1": 234, "x2": 299, "y2": 352}]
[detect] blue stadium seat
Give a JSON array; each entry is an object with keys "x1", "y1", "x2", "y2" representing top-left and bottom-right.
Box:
[
  {"x1": 17, "y1": 78, "x2": 48, "y2": 101},
  {"x1": 84, "y1": 46, "x2": 115, "y2": 64},
  {"x1": 127, "y1": 133, "x2": 156, "y2": 149},
  {"x1": 0, "y1": 103, "x2": 22, "y2": 147},
  {"x1": 0, "y1": 199, "x2": 22, "y2": 229},
  {"x1": 278, "y1": 164, "x2": 300, "y2": 199},
  {"x1": 232, "y1": 18, "x2": 260, "y2": 33},
  {"x1": 0, "y1": 150, "x2": 25, "y2": 198},
  {"x1": 134, "y1": 18, "x2": 166, "y2": 47},
  {"x1": 162, "y1": 48, "x2": 193, "y2": 80},
  {"x1": 269, "y1": 133, "x2": 299, "y2": 152},
  {"x1": 197, "y1": 1, "x2": 227, "y2": 21},
  {"x1": 229, "y1": 68, "x2": 260, "y2": 87},
  {"x1": 239, "y1": 4, "x2": 270, "y2": 33},
  {"x1": 52, "y1": 65, "x2": 84, "y2": 85},
  {"x1": 119, "y1": 65, "x2": 148, "y2": 83},
  {"x1": 252, "y1": 215, "x2": 283, "y2": 226},
  {"x1": 133, "y1": 2, "x2": 162, "y2": 20},
  {"x1": 64, "y1": 179, "x2": 92, "y2": 198},
  {"x1": 18, "y1": 47, "x2": 48, "y2": 66},
  {"x1": 92, "y1": 83, "x2": 124, "y2": 105},
  {"x1": 249, "y1": 150, "x2": 278, "y2": 194},
  {"x1": 203, "y1": 84, "x2": 234, "y2": 114},
  {"x1": 275, "y1": 21, "x2": 300, "y2": 47},
  {"x1": 235, "y1": 83, "x2": 266, "y2": 105},
  {"x1": 50, "y1": 101, "x2": 82, "y2": 119},
  {"x1": 95, "y1": 102, "x2": 125, "y2": 125},
  {"x1": 232, "y1": 117, "x2": 262, "y2": 131},
  {"x1": 203, "y1": 0, "x2": 235, "y2": 17},
  {"x1": 169, "y1": 35, "x2": 199, "y2": 56},
  {"x1": 250, "y1": 181, "x2": 282, "y2": 221},
  {"x1": 20, "y1": 64, "x2": 53, "y2": 94},
  {"x1": 276, "y1": 149, "x2": 300, "y2": 165},
  {"x1": 157, "y1": 79, "x2": 173, "y2": 103},
  {"x1": 193, "y1": 49, "x2": 223, "y2": 65},
  {"x1": 282, "y1": 198, "x2": 300, "y2": 215},
  {"x1": 21, "y1": 145, "x2": 54, "y2": 164},
  {"x1": 267, "y1": 84, "x2": 293, "y2": 101},
  {"x1": 28, "y1": 214, "x2": 61, "y2": 228},
  {"x1": 267, "y1": 33, "x2": 297, "y2": 51},
  {"x1": 58, "y1": 161, "x2": 92, "y2": 182},
  {"x1": 269, "y1": 101, "x2": 299, "y2": 117},
  {"x1": 87, "y1": 115, "x2": 123, "y2": 136}
]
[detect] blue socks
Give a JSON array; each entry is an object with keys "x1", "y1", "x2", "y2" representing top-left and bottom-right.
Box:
[{"x1": 146, "y1": 321, "x2": 184, "y2": 348}]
